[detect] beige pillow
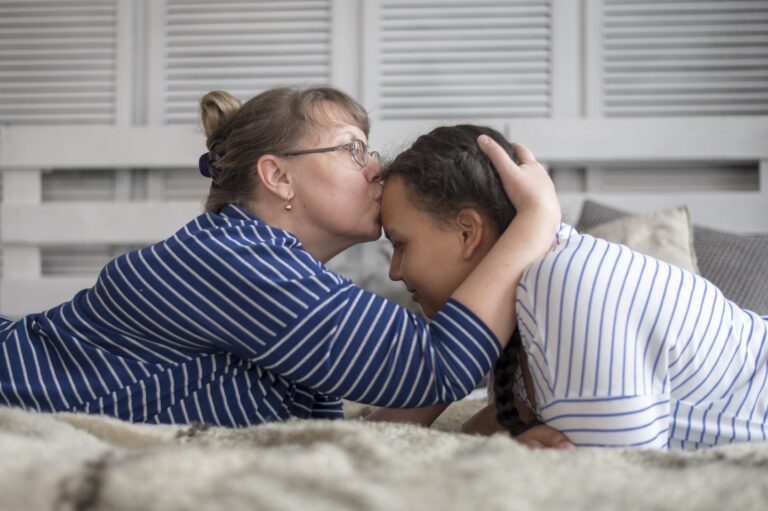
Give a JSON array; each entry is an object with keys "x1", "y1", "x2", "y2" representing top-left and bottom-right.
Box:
[{"x1": 585, "y1": 205, "x2": 700, "y2": 274}]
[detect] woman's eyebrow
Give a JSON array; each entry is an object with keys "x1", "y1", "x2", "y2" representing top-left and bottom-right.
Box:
[{"x1": 337, "y1": 131, "x2": 363, "y2": 143}]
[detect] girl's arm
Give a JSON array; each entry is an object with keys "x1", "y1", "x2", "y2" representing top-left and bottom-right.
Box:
[
  {"x1": 461, "y1": 403, "x2": 504, "y2": 435},
  {"x1": 462, "y1": 403, "x2": 575, "y2": 449}
]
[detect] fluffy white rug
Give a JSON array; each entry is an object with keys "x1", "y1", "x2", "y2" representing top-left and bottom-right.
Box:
[{"x1": 1, "y1": 401, "x2": 767, "y2": 511}]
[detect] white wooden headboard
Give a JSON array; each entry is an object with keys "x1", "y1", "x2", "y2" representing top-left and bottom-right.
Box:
[
  {"x1": 1, "y1": 118, "x2": 767, "y2": 316},
  {"x1": 373, "y1": 117, "x2": 768, "y2": 232}
]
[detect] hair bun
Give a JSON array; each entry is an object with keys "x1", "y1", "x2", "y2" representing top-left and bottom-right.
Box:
[{"x1": 199, "y1": 90, "x2": 241, "y2": 140}]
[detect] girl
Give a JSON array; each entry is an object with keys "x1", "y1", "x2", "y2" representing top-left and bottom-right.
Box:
[
  {"x1": 379, "y1": 124, "x2": 768, "y2": 449},
  {"x1": 0, "y1": 88, "x2": 559, "y2": 427}
]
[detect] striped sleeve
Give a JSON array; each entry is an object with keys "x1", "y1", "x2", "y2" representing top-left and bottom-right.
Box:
[
  {"x1": 309, "y1": 392, "x2": 344, "y2": 419},
  {"x1": 180, "y1": 229, "x2": 503, "y2": 406},
  {"x1": 255, "y1": 292, "x2": 502, "y2": 408},
  {"x1": 538, "y1": 395, "x2": 670, "y2": 448}
]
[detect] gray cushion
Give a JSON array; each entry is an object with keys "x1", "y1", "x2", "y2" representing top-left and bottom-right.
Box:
[
  {"x1": 577, "y1": 200, "x2": 768, "y2": 316},
  {"x1": 584, "y1": 205, "x2": 700, "y2": 275}
]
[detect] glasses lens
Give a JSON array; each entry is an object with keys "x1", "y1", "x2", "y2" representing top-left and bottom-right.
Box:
[{"x1": 351, "y1": 140, "x2": 365, "y2": 167}]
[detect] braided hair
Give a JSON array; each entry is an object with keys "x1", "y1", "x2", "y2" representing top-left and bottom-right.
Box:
[{"x1": 492, "y1": 329, "x2": 541, "y2": 435}]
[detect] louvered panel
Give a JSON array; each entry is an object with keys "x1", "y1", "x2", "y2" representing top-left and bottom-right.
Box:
[
  {"x1": 42, "y1": 169, "x2": 116, "y2": 201},
  {"x1": 160, "y1": 168, "x2": 209, "y2": 201},
  {"x1": 377, "y1": 0, "x2": 551, "y2": 120},
  {"x1": 0, "y1": 0, "x2": 117, "y2": 124},
  {"x1": 598, "y1": 163, "x2": 759, "y2": 192},
  {"x1": 603, "y1": 0, "x2": 768, "y2": 117},
  {"x1": 162, "y1": 0, "x2": 332, "y2": 125},
  {"x1": 42, "y1": 244, "x2": 141, "y2": 276}
]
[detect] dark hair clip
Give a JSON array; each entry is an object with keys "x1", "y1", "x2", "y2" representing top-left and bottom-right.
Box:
[
  {"x1": 198, "y1": 150, "x2": 221, "y2": 179},
  {"x1": 198, "y1": 138, "x2": 225, "y2": 179}
]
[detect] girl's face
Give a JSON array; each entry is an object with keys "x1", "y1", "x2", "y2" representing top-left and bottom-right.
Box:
[
  {"x1": 284, "y1": 105, "x2": 383, "y2": 254},
  {"x1": 381, "y1": 176, "x2": 478, "y2": 318}
]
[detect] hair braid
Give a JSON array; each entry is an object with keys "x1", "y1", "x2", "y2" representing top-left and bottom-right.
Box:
[{"x1": 493, "y1": 329, "x2": 542, "y2": 436}]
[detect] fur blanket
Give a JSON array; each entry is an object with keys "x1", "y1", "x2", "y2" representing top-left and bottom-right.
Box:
[{"x1": 1, "y1": 400, "x2": 767, "y2": 511}]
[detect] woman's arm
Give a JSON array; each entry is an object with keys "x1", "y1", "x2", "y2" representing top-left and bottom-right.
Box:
[
  {"x1": 363, "y1": 403, "x2": 449, "y2": 426},
  {"x1": 247, "y1": 139, "x2": 560, "y2": 409}
]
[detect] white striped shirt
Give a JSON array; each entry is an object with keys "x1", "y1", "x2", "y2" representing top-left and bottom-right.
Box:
[
  {"x1": 517, "y1": 224, "x2": 768, "y2": 449},
  {"x1": 0, "y1": 205, "x2": 501, "y2": 426}
]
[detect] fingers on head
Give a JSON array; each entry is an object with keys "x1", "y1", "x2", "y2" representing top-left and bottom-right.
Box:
[
  {"x1": 510, "y1": 142, "x2": 535, "y2": 164},
  {"x1": 478, "y1": 135, "x2": 520, "y2": 171}
]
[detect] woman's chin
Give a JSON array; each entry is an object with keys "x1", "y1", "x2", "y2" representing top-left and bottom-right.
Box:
[
  {"x1": 361, "y1": 220, "x2": 383, "y2": 242},
  {"x1": 343, "y1": 225, "x2": 382, "y2": 249}
]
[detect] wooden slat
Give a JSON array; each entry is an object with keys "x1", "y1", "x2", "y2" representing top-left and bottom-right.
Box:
[
  {"x1": 559, "y1": 192, "x2": 768, "y2": 233},
  {"x1": 1, "y1": 278, "x2": 97, "y2": 317},
  {"x1": 2, "y1": 119, "x2": 767, "y2": 169},
  {"x1": 371, "y1": 117, "x2": 768, "y2": 162},
  {"x1": 0, "y1": 125, "x2": 203, "y2": 168},
  {"x1": 0, "y1": 202, "x2": 201, "y2": 244}
]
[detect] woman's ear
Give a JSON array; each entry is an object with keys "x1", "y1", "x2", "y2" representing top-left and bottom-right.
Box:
[
  {"x1": 255, "y1": 154, "x2": 294, "y2": 202},
  {"x1": 454, "y1": 208, "x2": 488, "y2": 260}
]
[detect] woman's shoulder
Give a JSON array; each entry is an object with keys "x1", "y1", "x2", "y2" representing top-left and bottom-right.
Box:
[{"x1": 134, "y1": 206, "x2": 343, "y2": 286}]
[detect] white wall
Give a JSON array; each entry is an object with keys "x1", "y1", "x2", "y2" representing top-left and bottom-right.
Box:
[{"x1": 1, "y1": 0, "x2": 767, "y2": 315}]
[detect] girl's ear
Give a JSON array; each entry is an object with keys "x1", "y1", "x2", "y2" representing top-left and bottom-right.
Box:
[
  {"x1": 454, "y1": 208, "x2": 487, "y2": 260},
  {"x1": 255, "y1": 154, "x2": 294, "y2": 202}
]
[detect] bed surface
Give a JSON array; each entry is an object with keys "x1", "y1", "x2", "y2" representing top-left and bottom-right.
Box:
[{"x1": 2, "y1": 401, "x2": 767, "y2": 511}]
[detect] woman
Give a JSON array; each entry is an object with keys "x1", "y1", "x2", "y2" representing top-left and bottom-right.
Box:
[
  {"x1": 0, "y1": 87, "x2": 560, "y2": 427},
  {"x1": 378, "y1": 124, "x2": 768, "y2": 449}
]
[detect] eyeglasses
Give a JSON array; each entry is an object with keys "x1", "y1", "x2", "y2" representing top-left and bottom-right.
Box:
[{"x1": 281, "y1": 139, "x2": 380, "y2": 169}]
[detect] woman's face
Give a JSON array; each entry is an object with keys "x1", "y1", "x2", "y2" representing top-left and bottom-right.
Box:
[
  {"x1": 381, "y1": 176, "x2": 476, "y2": 318},
  {"x1": 285, "y1": 105, "x2": 383, "y2": 251}
]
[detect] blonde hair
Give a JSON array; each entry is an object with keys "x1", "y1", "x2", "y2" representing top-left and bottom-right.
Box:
[{"x1": 199, "y1": 86, "x2": 370, "y2": 213}]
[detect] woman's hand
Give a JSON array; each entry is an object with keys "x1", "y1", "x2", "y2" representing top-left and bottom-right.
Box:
[
  {"x1": 515, "y1": 424, "x2": 575, "y2": 450},
  {"x1": 477, "y1": 136, "x2": 561, "y2": 235},
  {"x1": 449, "y1": 137, "x2": 561, "y2": 346}
]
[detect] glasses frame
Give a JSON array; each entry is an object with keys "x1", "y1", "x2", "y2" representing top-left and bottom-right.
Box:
[{"x1": 281, "y1": 139, "x2": 379, "y2": 169}]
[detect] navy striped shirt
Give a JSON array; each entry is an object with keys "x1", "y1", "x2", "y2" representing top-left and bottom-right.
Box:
[
  {"x1": 517, "y1": 224, "x2": 768, "y2": 449},
  {"x1": 0, "y1": 205, "x2": 501, "y2": 426}
]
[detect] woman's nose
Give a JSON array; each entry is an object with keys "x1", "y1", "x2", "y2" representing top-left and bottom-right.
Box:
[{"x1": 363, "y1": 159, "x2": 382, "y2": 183}]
